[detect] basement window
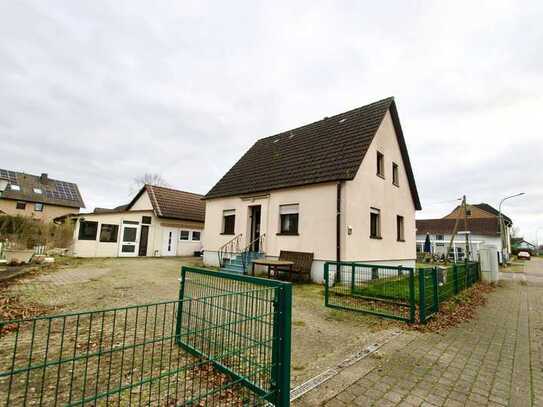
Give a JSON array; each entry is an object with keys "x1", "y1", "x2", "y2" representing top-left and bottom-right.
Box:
[
  {"x1": 222, "y1": 210, "x2": 235, "y2": 235},
  {"x1": 279, "y1": 204, "x2": 299, "y2": 235},
  {"x1": 370, "y1": 208, "x2": 381, "y2": 239}
]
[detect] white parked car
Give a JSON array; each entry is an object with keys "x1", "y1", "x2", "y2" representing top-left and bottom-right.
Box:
[{"x1": 517, "y1": 251, "x2": 531, "y2": 260}]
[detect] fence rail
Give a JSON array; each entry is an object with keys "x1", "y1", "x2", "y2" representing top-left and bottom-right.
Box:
[
  {"x1": 0, "y1": 266, "x2": 292, "y2": 406},
  {"x1": 324, "y1": 261, "x2": 480, "y2": 323}
]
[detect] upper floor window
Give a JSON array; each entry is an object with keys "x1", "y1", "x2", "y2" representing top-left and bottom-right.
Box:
[
  {"x1": 397, "y1": 215, "x2": 405, "y2": 241},
  {"x1": 223, "y1": 210, "x2": 235, "y2": 235},
  {"x1": 392, "y1": 163, "x2": 399, "y2": 186},
  {"x1": 376, "y1": 152, "x2": 385, "y2": 178},
  {"x1": 78, "y1": 220, "x2": 98, "y2": 241},
  {"x1": 279, "y1": 204, "x2": 299, "y2": 235},
  {"x1": 34, "y1": 202, "x2": 44, "y2": 212},
  {"x1": 370, "y1": 207, "x2": 381, "y2": 239},
  {"x1": 142, "y1": 216, "x2": 152, "y2": 224}
]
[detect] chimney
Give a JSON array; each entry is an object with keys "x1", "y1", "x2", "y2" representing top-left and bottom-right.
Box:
[{"x1": 40, "y1": 173, "x2": 48, "y2": 184}]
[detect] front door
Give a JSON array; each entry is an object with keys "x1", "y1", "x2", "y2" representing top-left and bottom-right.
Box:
[
  {"x1": 162, "y1": 228, "x2": 178, "y2": 256},
  {"x1": 250, "y1": 205, "x2": 261, "y2": 252},
  {"x1": 119, "y1": 223, "x2": 139, "y2": 257},
  {"x1": 138, "y1": 225, "x2": 149, "y2": 256}
]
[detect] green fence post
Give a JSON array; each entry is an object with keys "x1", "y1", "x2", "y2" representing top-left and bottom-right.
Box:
[
  {"x1": 418, "y1": 268, "x2": 426, "y2": 323},
  {"x1": 408, "y1": 268, "x2": 416, "y2": 323},
  {"x1": 324, "y1": 263, "x2": 329, "y2": 307},
  {"x1": 432, "y1": 267, "x2": 439, "y2": 313},
  {"x1": 351, "y1": 263, "x2": 356, "y2": 294},
  {"x1": 453, "y1": 263, "x2": 459, "y2": 295},
  {"x1": 274, "y1": 283, "x2": 292, "y2": 407},
  {"x1": 175, "y1": 266, "x2": 187, "y2": 345}
]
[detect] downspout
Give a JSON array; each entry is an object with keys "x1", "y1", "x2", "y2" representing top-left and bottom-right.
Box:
[{"x1": 336, "y1": 182, "x2": 342, "y2": 263}]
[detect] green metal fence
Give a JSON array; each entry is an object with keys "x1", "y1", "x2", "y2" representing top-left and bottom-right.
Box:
[
  {"x1": 324, "y1": 261, "x2": 480, "y2": 324},
  {"x1": 0, "y1": 266, "x2": 292, "y2": 406}
]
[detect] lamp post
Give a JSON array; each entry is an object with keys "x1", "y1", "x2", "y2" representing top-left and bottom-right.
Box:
[
  {"x1": 536, "y1": 227, "x2": 543, "y2": 256},
  {"x1": 498, "y1": 192, "x2": 525, "y2": 263}
]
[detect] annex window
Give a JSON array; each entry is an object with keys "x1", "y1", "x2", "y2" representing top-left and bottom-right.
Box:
[
  {"x1": 142, "y1": 216, "x2": 152, "y2": 224},
  {"x1": 392, "y1": 163, "x2": 399, "y2": 186},
  {"x1": 223, "y1": 210, "x2": 235, "y2": 235},
  {"x1": 397, "y1": 215, "x2": 405, "y2": 241},
  {"x1": 99, "y1": 224, "x2": 119, "y2": 243},
  {"x1": 34, "y1": 202, "x2": 44, "y2": 212},
  {"x1": 279, "y1": 204, "x2": 299, "y2": 234},
  {"x1": 376, "y1": 152, "x2": 385, "y2": 177},
  {"x1": 192, "y1": 231, "x2": 201, "y2": 241},
  {"x1": 33, "y1": 188, "x2": 43, "y2": 194},
  {"x1": 370, "y1": 208, "x2": 381, "y2": 239},
  {"x1": 16, "y1": 201, "x2": 26, "y2": 210},
  {"x1": 78, "y1": 220, "x2": 98, "y2": 241},
  {"x1": 435, "y1": 234, "x2": 444, "y2": 241},
  {"x1": 180, "y1": 230, "x2": 190, "y2": 241}
]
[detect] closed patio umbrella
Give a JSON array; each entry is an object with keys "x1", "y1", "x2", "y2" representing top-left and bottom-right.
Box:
[{"x1": 424, "y1": 233, "x2": 432, "y2": 254}]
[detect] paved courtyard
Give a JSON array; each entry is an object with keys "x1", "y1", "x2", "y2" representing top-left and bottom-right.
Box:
[{"x1": 297, "y1": 257, "x2": 543, "y2": 407}]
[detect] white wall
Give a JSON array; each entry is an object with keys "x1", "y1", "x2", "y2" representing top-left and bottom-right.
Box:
[
  {"x1": 343, "y1": 110, "x2": 417, "y2": 262},
  {"x1": 416, "y1": 233, "x2": 502, "y2": 262}
]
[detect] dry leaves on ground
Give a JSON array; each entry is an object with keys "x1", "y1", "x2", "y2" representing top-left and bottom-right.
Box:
[{"x1": 409, "y1": 283, "x2": 495, "y2": 333}]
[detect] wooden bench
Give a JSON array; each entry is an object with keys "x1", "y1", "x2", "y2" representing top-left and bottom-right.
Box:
[{"x1": 276, "y1": 250, "x2": 314, "y2": 282}]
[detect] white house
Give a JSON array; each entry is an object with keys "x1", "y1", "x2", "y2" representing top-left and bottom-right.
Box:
[
  {"x1": 416, "y1": 203, "x2": 513, "y2": 264},
  {"x1": 202, "y1": 97, "x2": 422, "y2": 282},
  {"x1": 71, "y1": 185, "x2": 205, "y2": 258}
]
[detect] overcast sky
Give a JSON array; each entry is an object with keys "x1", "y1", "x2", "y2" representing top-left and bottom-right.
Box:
[{"x1": 1, "y1": 1, "x2": 542, "y2": 242}]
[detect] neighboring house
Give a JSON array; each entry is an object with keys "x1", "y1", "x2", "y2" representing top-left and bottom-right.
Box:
[
  {"x1": 416, "y1": 203, "x2": 513, "y2": 263},
  {"x1": 72, "y1": 185, "x2": 205, "y2": 258},
  {"x1": 0, "y1": 169, "x2": 85, "y2": 222},
  {"x1": 202, "y1": 97, "x2": 421, "y2": 282},
  {"x1": 511, "y1": 237, "x2": 536, "y2": 255}
]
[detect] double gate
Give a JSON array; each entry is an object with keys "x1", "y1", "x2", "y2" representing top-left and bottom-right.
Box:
[{"x1": 0, "y1": 266, "x2": 292, "y2": 406}]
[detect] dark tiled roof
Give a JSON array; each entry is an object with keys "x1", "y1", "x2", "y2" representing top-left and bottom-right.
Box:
[
  {"x1": 474, "y1": 203, "x2": 512, "y2": 224},
  {"x1": 416, "y1": 218, "x2": 500, "y2": 236},
  {"x1": 205, "y1": 97, "x2": 421, "y2": 210},
  {"x1": 0, "y1": 169, "x2": 85, "y2": 209},
  {"x1": 128, "y1": 185, "x2": 205, "y2": 222}
]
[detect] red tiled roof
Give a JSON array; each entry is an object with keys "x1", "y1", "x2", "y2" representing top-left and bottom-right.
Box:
[{"x1": 416, "y1": 218, "x2": 500, "y2": 236}]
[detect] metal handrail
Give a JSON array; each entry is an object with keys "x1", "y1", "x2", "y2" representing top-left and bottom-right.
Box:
[
  {"x1": 218, "y1": 233, "x2": 243, "y2": 267},
  {"x1": 240, "y1": 233, "x2": 266, "y2": 273}
]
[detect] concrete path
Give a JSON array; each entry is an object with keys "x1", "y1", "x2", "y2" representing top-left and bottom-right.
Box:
[{"x1": 296, "y1": 258, "x2": 543, "y2": 406}]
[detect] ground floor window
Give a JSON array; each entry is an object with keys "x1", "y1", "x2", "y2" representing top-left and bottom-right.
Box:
[
  {"x1": 223, "y1": 210, "x2": 235, "y2": 235},
  {"x1": 34, "y1": 202, "x2": 44, "y2": 212},
  {"x1": 180, "y1": 230, "x2": 190, "y2": 241},
  {"x1": 279, "y1": 204, "x2": 299, "y2": 234},
  {"x1": 78, "y1": 220, "x2": 98, "y2": 240},
  {"x1": 192, "y1": 231, "x2": 201, "y2": 241},
  {"x1": 16, "y1": 201, "x2": 26, "y2": 210},
  {"x1": 370, "y1": 208, "x2": 381, "y2": 238},
  {"x1": 396, "y1": 215, "x2": 404, "y2": 241},
  {"x1": 100, "y1": 224, "x2": 119, "y2": 242}
]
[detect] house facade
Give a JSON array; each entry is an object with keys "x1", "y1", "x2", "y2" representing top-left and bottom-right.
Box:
[
  {"x1": 416, "y1": 204, "x2": 513, "y2": 263},
  {"x1": 202, "y1": 97, "x2": 421, "y2": 282},
  {"x1": 0, "y1": 169, "x2": 84, "y2": 222},
  {"x1": 71, "y1": 185, "x2": 205, "y2": 258}
]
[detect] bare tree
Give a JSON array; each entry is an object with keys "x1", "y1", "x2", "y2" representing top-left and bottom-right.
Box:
[{"x1": 131, "y1": 173, "x2": 170, "y2": 194}]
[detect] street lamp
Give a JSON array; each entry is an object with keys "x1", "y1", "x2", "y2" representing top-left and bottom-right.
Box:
[
  {"x1": 498, "y1": 192, "x2": 525, "y2": 263},
  {"x1": 536, "y1": 227, "x2": 543, "y2": 256}
]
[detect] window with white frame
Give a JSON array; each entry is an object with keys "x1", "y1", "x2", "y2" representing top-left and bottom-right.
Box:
[
  {"x1": 192, "y1": 231, "x2": 201, "y2": 241},
  {"x1": 279, "y1": 204, "x2": 299, "y2": 234},
  {"x1": 180, "y1": 230, "x2": 190, "y2": 241},
  {"x1": 370, "y1": 207, "x2": 381, "y2": 238},
  {"x1": 223, "y1": 209, "x2": 235, "y2": 235},
  {"x1": 34, "y1": 202, "x2": 44, "y2": 212},
  {"x1": 396, "y1": 215, "x2": 404, "y2": 241},
  {"x1": 33, "y1": 188, "x2": 43, "y2": 194}
]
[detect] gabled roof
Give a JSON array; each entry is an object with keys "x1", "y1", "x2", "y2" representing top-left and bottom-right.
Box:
[
  {"x1": 416, "y1": 218, "x2": 500, "y2": 236},
  {"x1": 127, "y1": 185, "x2": 205, "y2": 222},
  {"x1": 473, "y1": 203, "x2": 512, "y2": 224},
  {"x1": 0, "y1": 169, "x2": 85, "y2": 209},
  {"x1": 204, "y1": 97, "x2": 421, "y2": 210}
]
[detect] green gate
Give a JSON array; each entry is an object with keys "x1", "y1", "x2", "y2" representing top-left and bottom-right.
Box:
[{"x1": 0, "y1": 266, "x2": 292, "y2": 406}]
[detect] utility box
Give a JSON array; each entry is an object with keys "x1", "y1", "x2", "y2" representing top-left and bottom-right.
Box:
[{"x1": 479, "y1": 244, "x2": 499, "y2": 283}]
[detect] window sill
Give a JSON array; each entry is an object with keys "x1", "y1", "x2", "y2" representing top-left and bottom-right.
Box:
[
  {"x1": 397, "y1": 239, "x2": 405, "y2": 242},
  {"x1": 220, "y1": 233, "x2": 235, "y2": 236},
  {"x1": 376, "y1": 173, "x2": 385, "y2": 180},
  {"x1": 370, "y1": 236, "x2": 382, "y2": 240},
  {"x1": 276, "y1": 232, "x2": 299, "y2": 236}
]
